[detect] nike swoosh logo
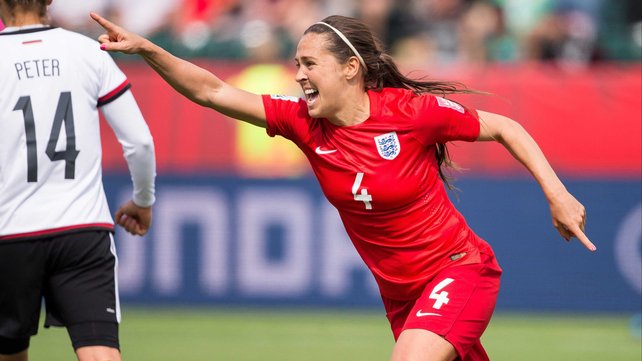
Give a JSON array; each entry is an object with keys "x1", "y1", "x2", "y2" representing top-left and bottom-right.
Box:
[
  {"x1": 416, "y1": 310, "x2": 442, "y2": 317},
  {"x1": 315, "y1": 146, "x2": 337, "y2": 155}
]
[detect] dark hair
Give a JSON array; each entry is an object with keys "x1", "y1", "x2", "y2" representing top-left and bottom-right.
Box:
[
  {"x1": 305, "y1": 15, "x2": 476, "y2": 189},
  {"x1": 0, "y1": 0, "x2": 48, "y2": 22}
]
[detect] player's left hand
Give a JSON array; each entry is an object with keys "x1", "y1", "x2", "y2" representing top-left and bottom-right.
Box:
[
  {"x1": 115, "y1": 200, "x2": 152, "y2": 236},
  {"x1": 548, "y1": 191, "x2": 596, "y2": 252}
]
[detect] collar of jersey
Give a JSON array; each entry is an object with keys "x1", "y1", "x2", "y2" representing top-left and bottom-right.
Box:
[{"x1": 0, "y1": 24, "x2": 54, "y2": 35}]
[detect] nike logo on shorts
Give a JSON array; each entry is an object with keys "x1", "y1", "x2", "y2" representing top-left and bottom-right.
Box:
[{"x1": 416, "y1": 310, "x2": 442, "y2": 317}]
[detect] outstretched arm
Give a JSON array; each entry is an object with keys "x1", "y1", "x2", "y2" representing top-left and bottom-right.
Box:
[
  {"x1": 476, "y1": 110, "x2": 596, "y2": 252},
  {"x1": 90, "y1": 12, "x2": 267, "y2": 128}
]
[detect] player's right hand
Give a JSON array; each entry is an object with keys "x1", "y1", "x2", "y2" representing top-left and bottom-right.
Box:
[
  {"x1": 90, "y1": 12, "x2": 147, "y2": 54},
  {"x1": 114, "y1": 200, "x2": 153, "y2": 236}
]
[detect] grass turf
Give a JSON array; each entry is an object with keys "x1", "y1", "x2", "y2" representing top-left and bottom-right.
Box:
[{"x1": 28, "y1": 308, "x2": 640, "y2": 360}]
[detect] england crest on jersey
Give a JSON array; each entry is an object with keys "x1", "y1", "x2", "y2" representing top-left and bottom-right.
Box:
[{"x1": 374, "y1": 132, "x2": 400, "y2": 160}]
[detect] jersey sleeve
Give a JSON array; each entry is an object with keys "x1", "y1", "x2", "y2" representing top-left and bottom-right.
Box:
[
  {"x1": 101, "y1": 91, "x2": 156, "y2": 207},
  {"x1": 262, "y1": 94, "x2": 309, "y2": 143},
  {"x1": 414, "y1": 94, "x2": 480, "y2": 144},
  {"x1": 98, "y1": 52, "x2": 156, "y2": 207},
  {"x1": 97, "y1": 51, "x2": 130, "y2": 107}
]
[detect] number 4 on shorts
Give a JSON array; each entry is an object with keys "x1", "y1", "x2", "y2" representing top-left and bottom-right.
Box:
[{"x1": 429, "y1": 278, "x2": 454, "y2": 310}]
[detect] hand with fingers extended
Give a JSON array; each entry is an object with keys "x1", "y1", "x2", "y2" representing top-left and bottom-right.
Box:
[
  {"x1": 548, "y1": 190, "x2": 596, "y2": 252},
  {"x1": 90, "y1": 12, "x2": 148, "y2": 54},
  {"x1": 115, "y1": 200, "x2": 153, "y2": 236}
]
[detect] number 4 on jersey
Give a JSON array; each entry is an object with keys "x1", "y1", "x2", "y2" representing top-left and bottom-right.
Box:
[
  {"x1": 13, "y1": 92, "x2": 80, "y2": 182},
  {"x1": 352, "y1": 172, "x2": 373, "y2": 209}
]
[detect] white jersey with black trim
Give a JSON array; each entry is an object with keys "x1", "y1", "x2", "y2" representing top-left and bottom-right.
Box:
[{"x1": 0, "y1": 25, "x2": 155, "y2": 240}]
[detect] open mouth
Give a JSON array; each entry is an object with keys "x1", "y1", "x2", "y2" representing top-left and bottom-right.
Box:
[{"x1": 304, "y1": 88, "x2": 319, "y2": 105}]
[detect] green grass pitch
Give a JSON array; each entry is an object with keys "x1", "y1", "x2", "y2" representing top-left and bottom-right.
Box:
[{"x1": 29, "y1": 308, "x2": 640, "y2": 360}]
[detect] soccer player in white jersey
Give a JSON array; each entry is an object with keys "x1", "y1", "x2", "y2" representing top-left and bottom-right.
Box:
[{"x1": 0, "y1": 1, "x2": 156, "y2": 360}]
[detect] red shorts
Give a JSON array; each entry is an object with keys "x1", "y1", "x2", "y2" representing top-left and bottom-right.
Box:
[{"x1": 382, "y1": 251, "x2": 502, "y2": 361}]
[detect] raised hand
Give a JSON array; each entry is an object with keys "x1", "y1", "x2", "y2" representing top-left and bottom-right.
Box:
[
  {"x1": 90, "y1": 12, "x2": 148, "y2": 54},
  {"x1": 549, "y1": 190, "x2": 596, "y2": 252}
]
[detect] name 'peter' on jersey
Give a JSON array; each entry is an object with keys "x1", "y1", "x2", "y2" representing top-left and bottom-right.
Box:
[
  {"x1": 0, "y1": 27, "x2": 129, "y2": 239},
  {"x1": 263, "y1": 88, "x2": 494, "y2": 300}
]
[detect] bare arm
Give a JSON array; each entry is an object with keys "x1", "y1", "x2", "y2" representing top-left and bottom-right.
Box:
[
  {"x1": 90, "y1": 12, "x2": 267, "y2": 128},
  {"x1": 477, "y1": 110, "x2": 596, "y2": 252}
]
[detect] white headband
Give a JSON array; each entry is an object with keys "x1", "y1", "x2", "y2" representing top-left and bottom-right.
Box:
[{"x1": 315, "y1": 22, "x2": 367, "y2": 71}]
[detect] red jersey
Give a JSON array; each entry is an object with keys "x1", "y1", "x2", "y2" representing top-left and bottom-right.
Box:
[{"x1": 263, "y1": 88, "x2": 494, "y2": 300}]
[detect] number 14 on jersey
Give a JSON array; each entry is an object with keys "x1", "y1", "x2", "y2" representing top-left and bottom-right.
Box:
[{"x1": 13, "y1": 92, "x2": 79, "y2": 182}]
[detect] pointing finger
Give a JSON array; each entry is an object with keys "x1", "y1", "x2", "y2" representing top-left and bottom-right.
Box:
[
  {"x1": 90, "y1": 12, "x2": 116, "y2": 32},
  {"x1": 569, "y1": 225, "x2": 596, "y2": 252}
]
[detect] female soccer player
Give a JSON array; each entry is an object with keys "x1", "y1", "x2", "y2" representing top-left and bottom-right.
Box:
[
  {"x1": 91, "y1": 13, "x2": 594, "y2": 361},
  {"x1": 0, "y1": 1, "x2": 156, "y2": 360}
]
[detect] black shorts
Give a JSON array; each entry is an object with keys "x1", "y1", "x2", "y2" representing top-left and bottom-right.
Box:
[{"x1": 0, "y1": 230, "x2": 120, "y2": 349}]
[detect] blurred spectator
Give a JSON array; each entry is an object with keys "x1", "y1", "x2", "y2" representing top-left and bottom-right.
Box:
[
  {"x1": 385, "y1": 0, "x2": 512, "y2": 67},
  {"x1": 46, "y1": 0, "x2": 640, "y2": 63},
  {"x1": 353, "y1": 0, "x2": 394, "y2": 43},
  {"x1": 597, "y1": 0, "x2": 641, "y2": 61},
  {"x1": 145, "y1": 0, "x2": 246, "y2": 58},
  {"x1": 414, "y1": 0, "x2": 471, "y2": 65},
  {"x1": 459, "y1": 0, "x2": 516, "y2": 64},
  {"x1": 49, "y1": 0, "x2": 113, "y2": 36},
  {"x1": 238, "y1": 0, "x2": 325, "y2": 59},
  {"x1": 500, "y1": 0, "x2": 553, "y2": 38},
  {"x1": 362, "y1": 0, "x2": 469, "y2": 67},
  {"x1": 525, "y1": 4, "x2": 601, "y2": 67},
  {"x1": 390, "y1": 33, "x2": 434, "y2": 71},
  {"x1": 323, "y1": 0, "x2": 356, "y2": 18},
  {"x1": 111, "y1": 0, "x2": 180, "y2": 37},
  {"x1": 172, "y1": 0, "x2": 239, "y2": 51}
]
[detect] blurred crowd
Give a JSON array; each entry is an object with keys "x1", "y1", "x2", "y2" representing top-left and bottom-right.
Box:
[{"x1": 46, "y1": 0, "x2": 641, "y2": 67}]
